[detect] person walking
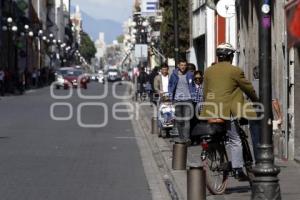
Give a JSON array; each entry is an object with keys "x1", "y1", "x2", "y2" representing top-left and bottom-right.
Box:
[
  {"x1": 201, "y1": 43, "x2": 259, "y2": 180},
  {"x1": 190, "y1": 70, "x2": 204, "y2": 143},
  {"x1": 149, "y1": 67, "x2": 160, "y2": 104},
  {"x1": 137, "y1": 67, "x2": 149, "y2": 100},
  {"x1": 154, "y1": 63, "x2": 170, "y2": 96},
  {"x1": 32, "y1": 68, "x2": 37, "y2": 88},
  {"x1": 0, "y1": 68, "x2": 5, "y2": 96},
  {"x1": 168, "y1": 58, "x2": 195, "y2": 142}
]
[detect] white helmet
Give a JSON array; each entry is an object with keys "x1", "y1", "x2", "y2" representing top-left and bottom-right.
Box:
[{"x1": 216, "y1": 43, "x2": 236, "y2": 58}]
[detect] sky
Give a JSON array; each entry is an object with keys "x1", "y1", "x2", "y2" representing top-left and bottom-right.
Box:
[{"x1": 71, "y1": 0, "x2": 134, "y2": 22}]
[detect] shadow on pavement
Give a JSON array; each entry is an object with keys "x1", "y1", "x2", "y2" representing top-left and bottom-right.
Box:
[{"x1": 225, "y1": 186, "x2": 251, "y2": 194}]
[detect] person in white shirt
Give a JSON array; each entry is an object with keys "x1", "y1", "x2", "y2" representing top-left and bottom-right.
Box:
[{"x1": 154, "y1": 63, "x2": 170, "y2": 96}]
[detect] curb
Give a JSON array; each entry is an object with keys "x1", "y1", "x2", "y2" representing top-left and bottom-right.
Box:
[{"x1": 136, "y1": 102, "x2": 186, "y2": 200}]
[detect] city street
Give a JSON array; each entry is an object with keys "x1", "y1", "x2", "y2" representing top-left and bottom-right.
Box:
[
  {"x1": 0, "y1": 83, "x2": 154, "y2": 200},
  {"x1": 0, "y1": 0, "x2": 299, "y2": 199}
]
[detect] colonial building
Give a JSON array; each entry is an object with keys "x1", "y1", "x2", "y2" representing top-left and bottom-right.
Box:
[{"x1": 189, "y1": 0, "x2": 300, "y2": 160}]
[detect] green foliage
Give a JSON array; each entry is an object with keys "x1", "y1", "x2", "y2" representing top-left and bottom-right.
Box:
[
  {"x1": 79, "y1": 31, "x2": 97, "y2": 63},
  {"x1": 116, "y1": 35, "x2": 125, "y2": 43},
  {"x1": 160, "y1": 0, "x2": 190, "y2": 58}
]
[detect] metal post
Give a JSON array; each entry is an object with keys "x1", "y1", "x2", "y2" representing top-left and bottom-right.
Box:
[
  {"x1": 172, "y1": 141, "x2": 187, "y2": 170},
  {"x1": 187, "y1": 166, "x2": 206, "y2": 200},
  {"x1": 172, "y1": 0, "x2": 179, "y2": 67},
  {"x1": 151, "y1": 117, "x2": 158, "y2": 135},
  {"x1": 251, "y1": 1, "x2": 281, "y2": 199}
]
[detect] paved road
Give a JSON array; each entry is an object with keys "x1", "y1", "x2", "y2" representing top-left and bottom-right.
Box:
[{"x1": 0, "y1": 82, "x2": 152, "y2": 200}]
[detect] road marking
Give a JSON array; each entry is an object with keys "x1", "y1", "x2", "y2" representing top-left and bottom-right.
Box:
[{"x1": 114, "y1": 136, "x2": 138, "y2": 139}]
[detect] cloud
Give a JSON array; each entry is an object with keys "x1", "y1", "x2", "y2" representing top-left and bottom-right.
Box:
[{"x1": 71, "y1": 0, "x2": 134, "y2": 22}]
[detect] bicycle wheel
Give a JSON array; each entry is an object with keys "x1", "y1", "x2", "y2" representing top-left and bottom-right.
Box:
[
  {"x1": 242, "y1": 137, "x2": 255, "y2": 184},
  {"x1": 204, "y1": 142, "x2": 229, "y2": 195},
  {"x1": 239, "y1": 127, "x2": 254, "y2": 184}
]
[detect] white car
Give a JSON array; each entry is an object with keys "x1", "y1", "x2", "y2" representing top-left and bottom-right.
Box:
[{"x1": 106, "y1": 69, "x2": 121, "y2": 82}]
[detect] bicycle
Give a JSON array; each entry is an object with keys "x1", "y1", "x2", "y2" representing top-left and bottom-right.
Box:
[{"x1": 195, "y1": 119, "x2": 254, "y2": 195}]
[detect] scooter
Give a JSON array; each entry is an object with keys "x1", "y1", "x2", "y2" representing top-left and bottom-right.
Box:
[{"x1": 98, "y1": 75, "x2": 105, "y2": 84}]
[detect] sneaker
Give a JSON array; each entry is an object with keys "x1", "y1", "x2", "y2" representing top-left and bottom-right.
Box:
[{"x1": 233, "y1": 168, "x2": 249, "y2": 182}]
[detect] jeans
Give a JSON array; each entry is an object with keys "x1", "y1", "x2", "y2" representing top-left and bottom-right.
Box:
[
  {"x1": 249, "y1": 120, "x2": 260, "y2": 160},
  {"x1": 174, "y1": 101, "x2": 193, "y2": 140},
  {"x1": 226, "y1": 120, "x2": 244, "y2": 169},
  {"x1": 227, "y1": 119, "x2": 260, "y2": 169}
]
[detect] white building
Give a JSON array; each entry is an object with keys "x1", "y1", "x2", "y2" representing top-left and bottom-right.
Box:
[
  {"x1": 55, "y1": 0, "x2": 66, "y2": 41},
  {"x1": 71, "y1": 5, "x2": 82, "y2": 44},
  {"x1": 95, "y1": 33, "x2": 106, "y2": 68}
]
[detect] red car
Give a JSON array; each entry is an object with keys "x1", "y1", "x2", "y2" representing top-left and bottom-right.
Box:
[{"x1": 62, "y1": 69, "x2": 88, "y2": 89}]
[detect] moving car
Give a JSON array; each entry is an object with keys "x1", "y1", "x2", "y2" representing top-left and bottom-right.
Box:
[
  {"x1": 106, "y1": 69, "x2": 121, "y2": 82},
  {"x1": 55, "y1": 68, "x2": 88, "y2": 89}
]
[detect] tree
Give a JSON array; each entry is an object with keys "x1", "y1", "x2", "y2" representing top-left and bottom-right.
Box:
[
  {"x1": 160, "y1": 0, "x2": 190, "y2": 58},
  {"x1": 116, "y1": 35, "x2": 125, "y2": 43},
  {"x1": 79, "y1": 31, "x2": 97, "y2": 63}
]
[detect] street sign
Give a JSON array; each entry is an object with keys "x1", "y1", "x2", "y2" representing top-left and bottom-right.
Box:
[
  {"x1": 134, "y1": 44, "x2": 148, "y2": 59},
  {"x1": 141, "y1": 0, "x2": 159, "y2": 16}
]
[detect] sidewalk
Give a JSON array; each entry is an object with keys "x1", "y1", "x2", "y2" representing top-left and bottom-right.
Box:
[{"x1": 136, "y1": 102, "x2": 300, "y2": 200}]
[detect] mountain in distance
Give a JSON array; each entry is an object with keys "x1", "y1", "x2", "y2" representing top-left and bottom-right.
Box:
[{"x1": 79, "y1": 9, "x2": 123, "y2": 44}]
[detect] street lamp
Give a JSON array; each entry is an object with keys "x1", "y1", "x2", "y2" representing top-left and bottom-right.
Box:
[
  {"x1": 251, "y1": 1, "x2": 281, "y2": 199},
  {"x1": 23, "y1": 24, "x2": 32, "y2": 83},
  {"x1": 11, "y1": 25, "x2": 18, "y2": 32},
  {"x1": 2, "y1": 17, "x2": 19, "y2": 92},
  {"x1": 28, "y1": 31, "x2": 34, "y2": 37},
  {"x1": 2, "y1": 25, "x2": 8, "y2": 31},
  {"x1": 7, "y1": 17, "x2": 13, "y2": 24},
  {"x1": 36, "y1": 29, "x2": 44, "y2": 73},
  {"x1": 38, "y1": 30, "x2": 43, "y2": 36}
]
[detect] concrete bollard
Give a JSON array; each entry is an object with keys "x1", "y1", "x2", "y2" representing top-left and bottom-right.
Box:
[
  {"x1": 187, "y1": 166, "x2": 206, "y2": 200},
  {"x1": 172, "y1": 141, "x2": 187, "y2": 170},
  {"x1": 151, "y1": 117, "x2": 158, "y2": 135}
]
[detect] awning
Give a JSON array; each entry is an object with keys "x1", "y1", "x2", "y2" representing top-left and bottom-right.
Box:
[{"x1": 286, "y1": 0, "x2": 300, "y2": 48}]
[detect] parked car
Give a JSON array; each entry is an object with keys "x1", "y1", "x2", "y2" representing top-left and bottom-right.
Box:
[
  {"x1": 106, "y1": 69, "x2": 122, "y2": 82},
  {"x1": 55, "y1": 68, "x2": 88, "y2": 89}
]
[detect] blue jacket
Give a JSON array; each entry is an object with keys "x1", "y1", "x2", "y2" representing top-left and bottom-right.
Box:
[{"x1": 168, "y1": 69, "x2": 195, "y2": 101}]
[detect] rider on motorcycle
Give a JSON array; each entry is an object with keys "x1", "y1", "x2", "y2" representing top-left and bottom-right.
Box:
[{"x1": 201, "y1": 43, "x2": 259, "y2": 181}]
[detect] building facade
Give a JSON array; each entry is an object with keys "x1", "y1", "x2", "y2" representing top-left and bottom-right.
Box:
[{"x1": 189, "y1": 0, "x2": 300, "y2": 160}]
